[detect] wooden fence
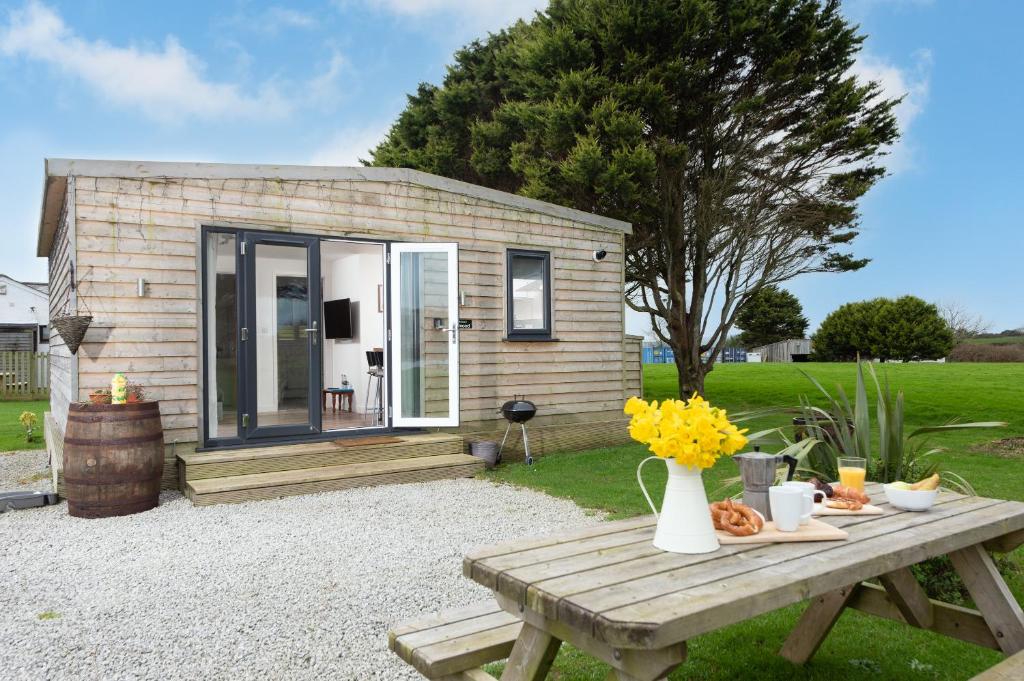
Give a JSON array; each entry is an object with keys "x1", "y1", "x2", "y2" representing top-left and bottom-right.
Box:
[{"x1": 0, "y1": 351, "x2": 49, "y2": 400}]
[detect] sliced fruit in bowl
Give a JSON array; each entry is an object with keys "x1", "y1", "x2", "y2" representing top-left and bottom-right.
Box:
[
  {"x1": 910, "y1": 473, "x2": 940, "y2": 491},
  {"x1": 885, "y1": 473, "x2": 940, "y2": 511}
]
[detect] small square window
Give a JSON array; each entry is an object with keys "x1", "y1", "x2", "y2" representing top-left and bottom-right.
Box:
[{"x1": 506, "y1": 249, "x2": 551, "y2": 340}]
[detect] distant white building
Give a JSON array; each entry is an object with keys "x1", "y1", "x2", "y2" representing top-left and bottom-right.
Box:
[{"x1": 0, "y1": 274, "x2": 49, "y2": 352}]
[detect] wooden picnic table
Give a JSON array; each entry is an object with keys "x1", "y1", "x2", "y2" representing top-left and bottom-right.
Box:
[{"x1": 463, "y1": 483, "x2": 1024, "y2": 680}]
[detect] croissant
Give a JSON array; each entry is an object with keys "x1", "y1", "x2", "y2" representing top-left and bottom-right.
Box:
[
  {"x1": 826, "y1": 498, "x2": 863, "y2": 511},
  {"x1": 832, "y1": 484, "x2": 870, "y2": 505}
]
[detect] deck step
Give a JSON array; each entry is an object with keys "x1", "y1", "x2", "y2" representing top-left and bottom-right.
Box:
[
  {"x1": 184, "y1": 453, "x2": 484, "y2": 506},
  {"x1": 180, "y1": 434, "x2": 464, "y2": 480}
]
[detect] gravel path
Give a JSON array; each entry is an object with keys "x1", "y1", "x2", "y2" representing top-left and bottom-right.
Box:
[
  {"x1": 0, "y1": 449, "x2": 52, "y2": 490},
  {"x1": 0, "y1": 450, "x2": 601, "y2": 680}
]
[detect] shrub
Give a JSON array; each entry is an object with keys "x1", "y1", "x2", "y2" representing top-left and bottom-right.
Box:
[
  {"x1": 789, "y1": 359, "x2": 1003, "y2": 483},
  {"x1": 948, "y1": 343, "x2": 1024, "y2": 362},
  {"x1": 19, "y1": 411, "x2": 37, "y2": 443},
  {"x1": 912, "y1": 554, "x2": 1021, "y2": 605},
  {"x1": 812, "y1": 296, "x2": 954, "y2": 361}
]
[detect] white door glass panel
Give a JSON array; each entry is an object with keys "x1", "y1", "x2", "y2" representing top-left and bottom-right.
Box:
[
  {"x1": 254, "y1": 243, "x2": 311, "y2": 428},
  {"x1": 390, "y1": 243, "x2": 459, "y2": 427}
]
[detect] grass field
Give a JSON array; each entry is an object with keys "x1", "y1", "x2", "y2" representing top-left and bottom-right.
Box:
[
  {"x1": 484, "y1": 362, "x2": 1024, "y2": 680},
  {"x1": 0, "y1": 399, "x2": 47, "y2": 453},
  {"x1": 963, "y1": 335, "x2": 1024, "y2": 345}
]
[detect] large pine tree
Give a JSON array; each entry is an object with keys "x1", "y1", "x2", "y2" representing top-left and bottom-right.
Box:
[
  {"x1": 371, "y1": 0, "x2": 899, "y2": 396},
  {"x1": 735, "y1": 286, "x2": 809, "y2": 349}
]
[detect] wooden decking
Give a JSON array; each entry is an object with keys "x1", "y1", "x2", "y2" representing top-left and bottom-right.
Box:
[{"x1": 179, "y1": 433, "x2": 480, "y2": 506}]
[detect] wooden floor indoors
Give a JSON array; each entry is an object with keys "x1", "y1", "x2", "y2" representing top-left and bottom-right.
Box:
[
  {"x1": 218, "y1": 409, "x2": 379, "y2": 431},
  {"x1": 179, "y1": 433, "x2": 479, "y2": 506}
]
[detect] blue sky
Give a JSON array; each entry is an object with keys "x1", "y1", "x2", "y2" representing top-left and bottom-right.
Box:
[{"x1": 0, "y1": 0, "x2": 1020, "y2": 335}]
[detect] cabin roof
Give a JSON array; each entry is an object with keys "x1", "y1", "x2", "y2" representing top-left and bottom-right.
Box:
[{"x1": 36, "y1": 158, "x2": 632, "y2": 256}]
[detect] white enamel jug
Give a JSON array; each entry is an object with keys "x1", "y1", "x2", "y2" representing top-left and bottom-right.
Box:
[{"x1": 637, "y1": 456, "x2": 720, "y2": 554}]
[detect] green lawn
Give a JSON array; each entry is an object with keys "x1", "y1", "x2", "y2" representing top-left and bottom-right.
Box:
[
  {"x1": 0, "y1": 399, "x2": 47, "y2": 453},
  {"x1": 964, "y1": 335, "x2": 1024, "y2": 345},
  {"x1": 484, "y1": 362, "x2": 1024, "y2": 680}
]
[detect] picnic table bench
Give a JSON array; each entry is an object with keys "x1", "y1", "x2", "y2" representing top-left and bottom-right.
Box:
[{"x1": 390, "y1": 483, "x2": 1024, "y2": 680}]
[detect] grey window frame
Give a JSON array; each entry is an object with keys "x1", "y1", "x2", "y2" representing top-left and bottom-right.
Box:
[{"x1": 505, "y1": 249, "x2": 552, "y2": 340}]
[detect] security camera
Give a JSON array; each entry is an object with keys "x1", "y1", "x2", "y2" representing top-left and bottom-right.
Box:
[{"x1": 592, "y1": 249, "x2": 608, "y2": 262}]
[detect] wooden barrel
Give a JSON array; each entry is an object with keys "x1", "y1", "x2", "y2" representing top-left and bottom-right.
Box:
[{"x1": 63, "y1": 401, "x2": 165, "y2": 518}]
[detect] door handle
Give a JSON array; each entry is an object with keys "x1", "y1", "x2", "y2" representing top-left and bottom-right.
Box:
[{"x1": 304, "y1": 321, "x2": 318, "y2": 346}]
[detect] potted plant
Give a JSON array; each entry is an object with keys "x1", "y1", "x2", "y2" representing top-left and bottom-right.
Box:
[
  {"x1": 88, "y1": 388, "x2": 111, "y2": 404},
  {"x1": 19, "y1": 411, "x2": 37, "y2": 443},
  {"x1": 126, "y1": 382, "x2": 145, "y2": 403}
]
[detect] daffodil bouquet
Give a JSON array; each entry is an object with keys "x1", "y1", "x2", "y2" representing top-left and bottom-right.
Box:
[{"x1": 624, "y1": 395, "x2": 748, "y2": 470}]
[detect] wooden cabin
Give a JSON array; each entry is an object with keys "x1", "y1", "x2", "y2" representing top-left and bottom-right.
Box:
[{"x1": 37, "y1": 159, "x2": 642, "y2": 504}]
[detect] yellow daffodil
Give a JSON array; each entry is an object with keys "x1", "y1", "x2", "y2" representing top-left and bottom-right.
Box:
[
  {"x1": 623, "y1": 396, "x2": 647, "y2": 416},
  {"x1": 623, "y1": 394, "x2": 748, "y2": 470}
]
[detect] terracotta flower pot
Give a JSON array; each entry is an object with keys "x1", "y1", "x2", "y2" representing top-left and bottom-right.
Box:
[{"x1": 89, "y1": 392, "x2": 111, "y2": 405}]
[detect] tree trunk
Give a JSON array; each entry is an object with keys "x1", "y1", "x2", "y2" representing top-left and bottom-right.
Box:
[{"x1": 672, "y1": 344, "x2": 707, "y2": 397}]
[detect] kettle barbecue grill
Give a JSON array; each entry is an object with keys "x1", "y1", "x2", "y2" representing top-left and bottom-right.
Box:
[{"x1": 498, "y1": 395, "x2": 537, "y2": 465}]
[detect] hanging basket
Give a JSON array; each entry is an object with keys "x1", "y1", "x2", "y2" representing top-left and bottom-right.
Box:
[{"x1": 51, "y1": 314, "x2": 93, "y2": 355}]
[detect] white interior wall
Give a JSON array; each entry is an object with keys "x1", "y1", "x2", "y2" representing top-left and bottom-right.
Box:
[{"x1": 321, "y1": 242, "x2": 385, "y2": 417}]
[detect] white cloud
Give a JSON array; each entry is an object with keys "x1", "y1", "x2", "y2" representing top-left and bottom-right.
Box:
[
  {"x1": 0, "y1": 1, "x2": 292, "y2": 122},
  {"x1": 306, "y1": 51, "x2": 348, "y2": 107},
  {"x1": 850, "y1": 49, "x2": 932, "y2": 172},
  {"x1": 309, "y1": 123, "x2": 393, "y2": 166},
  {"x1": 264, "y1": 7, "x2": 317, "y2": 29},
  {"x1": 357, "y1": 0, "x2": 546, "y2": 32},
  {"x1": 229, "y1": 6, "x2": 318, "y2": 34}
]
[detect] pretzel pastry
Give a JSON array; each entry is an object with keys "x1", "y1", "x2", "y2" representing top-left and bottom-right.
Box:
[{"x1": 709, "y1": 499, "x2": 764, "y2": 536}]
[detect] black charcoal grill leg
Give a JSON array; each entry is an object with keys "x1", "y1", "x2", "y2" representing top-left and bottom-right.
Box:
[
  {"x1": 498, "y1": 421, "x2": 514, "y2": 463},
  {"x1": 521, "y1": 423, "x2": 533, "y2": 465}
]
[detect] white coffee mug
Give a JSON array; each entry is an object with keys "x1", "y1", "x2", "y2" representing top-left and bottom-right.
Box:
[
  {"x1": 769, "y1": 486, "x2": 805, "y2": 532},
  {"x1": 782, "y1": 481, "x2": 815, "y2": 525}
]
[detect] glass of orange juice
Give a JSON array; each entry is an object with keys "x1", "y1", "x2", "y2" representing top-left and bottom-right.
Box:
[{"x1": 838, "y1": 456, "x2": 867, "y2": 492}]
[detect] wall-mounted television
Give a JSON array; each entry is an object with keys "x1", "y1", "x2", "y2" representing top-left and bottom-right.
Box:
[{"x1": 323, "y1": 298, "x2": 354, "y2": 339}]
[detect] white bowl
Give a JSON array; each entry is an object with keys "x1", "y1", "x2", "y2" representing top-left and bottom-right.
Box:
[{"x1": 884, "y1": 484, "x2": 939, "y2": 512}]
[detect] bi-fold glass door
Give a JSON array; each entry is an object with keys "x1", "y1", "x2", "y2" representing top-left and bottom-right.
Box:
[
  {"x1": 390, "y1": 242, "x2": 459, "y2": 428},
  {"x1": 242, "y1": 232, "x2": 322, "y2": 439},
  {"x1": 203, "y1": 228, "x2": 459, "y2": 447},
  {"x1": 204, "y1": 229, "x2": 322, "y2": 444}
]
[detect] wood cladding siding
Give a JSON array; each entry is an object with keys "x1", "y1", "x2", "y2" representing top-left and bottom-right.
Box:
[
  {"x1": 463, "y1": 418, "x2": 632, "y2": 462},
  {"x1": 69, "y1": 175, "x2": 628, "y2": 448},
  {"x1": 624, "y1": 334, "x2": 643, "y2": 400},
  {"x1": 48, "y1": 177, "x2": 75, "y2": 434}
]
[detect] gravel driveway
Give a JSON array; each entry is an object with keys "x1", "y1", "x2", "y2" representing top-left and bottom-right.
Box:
[{"x1": 0, "y1": 450, "x2": 601, "y2": 680}]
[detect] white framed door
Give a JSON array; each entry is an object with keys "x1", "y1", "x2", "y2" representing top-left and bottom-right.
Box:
[{"x1": 389, "y1": 242, "x2": 459, "y2": 427}]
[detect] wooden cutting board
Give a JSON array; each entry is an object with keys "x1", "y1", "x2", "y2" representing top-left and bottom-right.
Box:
[
  {"x1": 813, "y1": 502, "x2": 885, "y2": 516},
  {"x1": 717, "y1": 518, "x2": 848, "y2": 544}
]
